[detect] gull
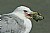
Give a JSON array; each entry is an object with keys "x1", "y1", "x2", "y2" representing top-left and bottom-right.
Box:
[{"x1": 0, "y1": 6, "x2": 44, "y2": 33}]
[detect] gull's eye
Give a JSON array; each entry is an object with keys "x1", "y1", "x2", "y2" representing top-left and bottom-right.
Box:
[{"x1": 24, "y1": 10, "x2": 27, "y2": 12}]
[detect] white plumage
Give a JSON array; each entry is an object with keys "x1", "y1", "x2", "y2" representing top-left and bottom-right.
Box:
[{"x1": 0, "y1": 6, "x2": 32, "y2": 33}]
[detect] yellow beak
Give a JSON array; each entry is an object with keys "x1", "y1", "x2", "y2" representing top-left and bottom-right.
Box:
[{"x1": 31, "y1": 12, "x2": 38, "y2": 15}]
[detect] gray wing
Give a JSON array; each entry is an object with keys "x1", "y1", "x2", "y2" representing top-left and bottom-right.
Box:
[{"x1": 0, "y1": 14, "x2": 26, "y2": 33}]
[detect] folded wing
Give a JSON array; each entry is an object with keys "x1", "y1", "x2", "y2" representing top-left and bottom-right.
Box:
[{"x1": 0, "y1": 14, "x2": 26, "y2": 33}]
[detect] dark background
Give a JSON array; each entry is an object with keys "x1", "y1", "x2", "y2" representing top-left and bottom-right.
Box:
[{"x1": 0, "y1": 0, "x2": 50, "y2": 33}]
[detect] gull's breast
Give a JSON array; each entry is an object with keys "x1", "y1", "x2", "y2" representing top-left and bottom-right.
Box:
[{"x1": 24, "y1": 19, "x2": 32, "y2": 33}]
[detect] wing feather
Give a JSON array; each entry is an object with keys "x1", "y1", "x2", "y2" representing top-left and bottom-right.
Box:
[{"x1": 0, "y1": 14, "x2": 26, "y2": 33}]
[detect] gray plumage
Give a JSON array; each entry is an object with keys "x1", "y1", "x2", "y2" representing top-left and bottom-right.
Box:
[{"x1": 0, "y1": 14, "x2": 26, "y2": 33}]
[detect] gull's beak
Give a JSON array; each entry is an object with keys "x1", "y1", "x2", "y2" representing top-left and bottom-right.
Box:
[
  {"x1": 31, "y1": 12, "x2": 38, "y2": 15},
  {"x1": 26, "y1": 12, "x2": 38, "y2": 19}
]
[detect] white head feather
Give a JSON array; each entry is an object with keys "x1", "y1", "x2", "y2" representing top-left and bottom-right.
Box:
[
  {"x1": 12, "y1": 6, "x2": 32, "y2": 19},
  {"x1": 13, "y1": 6, "x2": 32, "y2": 13}
]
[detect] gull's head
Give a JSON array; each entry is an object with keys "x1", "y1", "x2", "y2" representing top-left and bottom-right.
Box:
[
  {"x1": 13, "y1": 6, "x2": 33, "y2": 18},
  {"x1": 13, "y1": 6, "x2": 44, "y2": 22}
]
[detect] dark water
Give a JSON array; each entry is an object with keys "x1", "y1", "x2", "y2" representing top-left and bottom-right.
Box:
[{"x1": 0, "y1": 0, "x2": 50, "y2": 33}]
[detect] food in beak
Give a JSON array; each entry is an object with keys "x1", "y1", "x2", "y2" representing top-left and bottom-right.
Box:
[{"x1": 31, "y1": 12, "x2": 44, "y2": 22}]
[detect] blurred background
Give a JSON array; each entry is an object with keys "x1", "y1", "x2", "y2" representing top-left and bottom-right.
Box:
[{"x1": 0, "y1": 0, "x2": 50, "y2": 33}]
